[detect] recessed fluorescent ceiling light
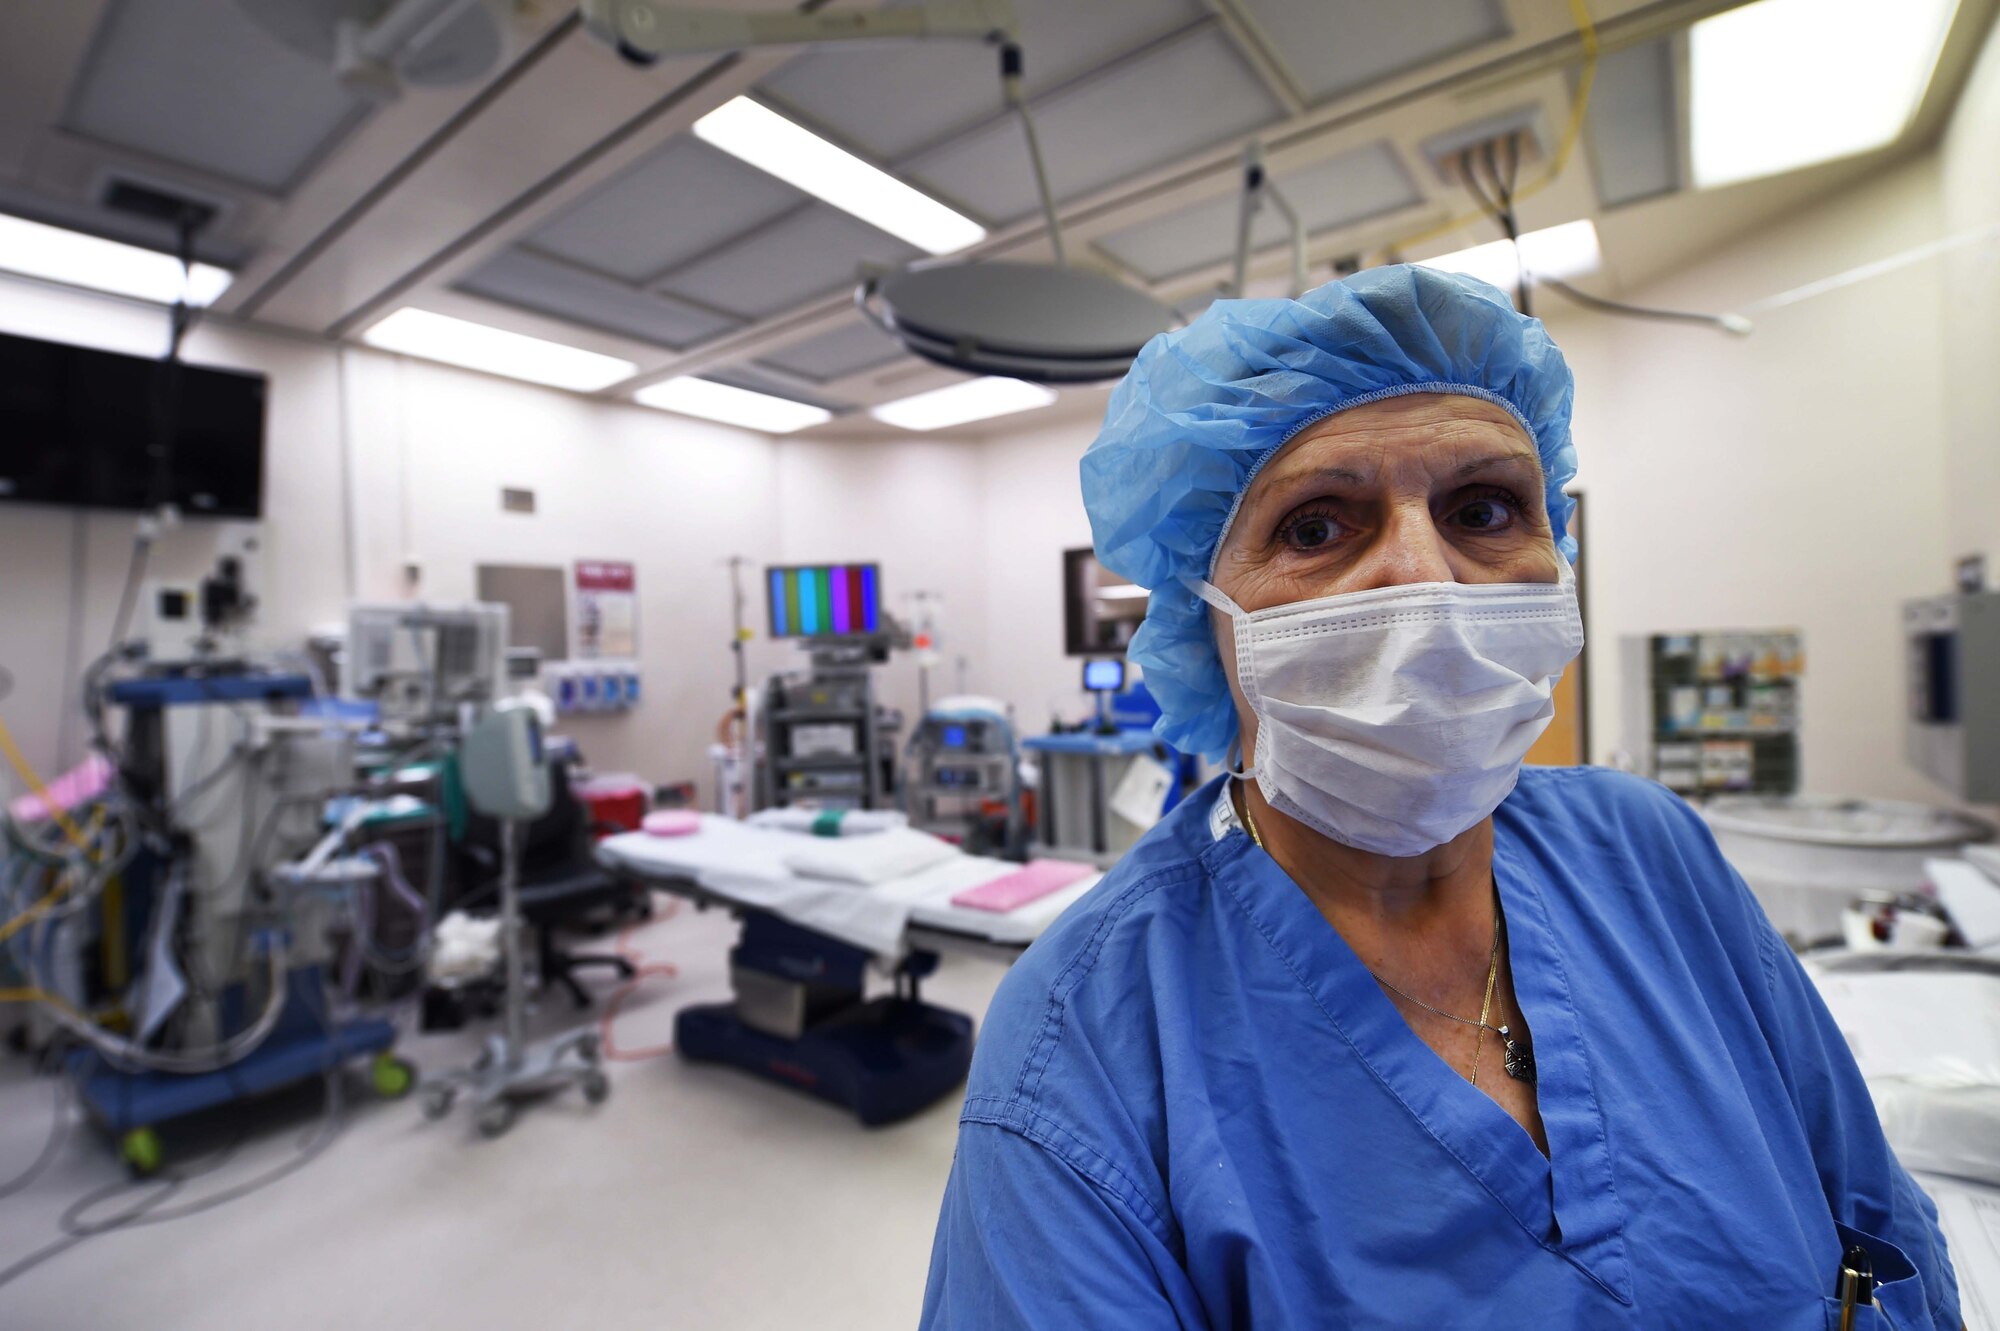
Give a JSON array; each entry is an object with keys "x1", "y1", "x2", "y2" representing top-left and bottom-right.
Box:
[
  {"x1": 692, "y1": 97, "x2": 986, "y2": 256},
  {"x1": 634, "y1": 377, "x2": 832, "y2": 434},
  {"x1": 1418, "y1": 219, "x2": 1602, "y2": 292},
  {"x1": 1691, "y1": 0, "x2": 1959, "y2": 189},
  {"x1": 869, "y1": 377, "x2": 1058, "y2": 431},
  {"x1": 360, "y1": 308, "x2": 638, "y2": 392},
  {"x1": 0, "y1": 213, "x2": 233, "y2": 306}
]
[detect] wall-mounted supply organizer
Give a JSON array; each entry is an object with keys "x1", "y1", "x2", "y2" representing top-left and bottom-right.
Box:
[
  {"x1": 547, "y1": 660, "x2": 641, "y2": 714},
  {"x1": 1620, "y1": 630, "x2": 1804, "y2": 796}
]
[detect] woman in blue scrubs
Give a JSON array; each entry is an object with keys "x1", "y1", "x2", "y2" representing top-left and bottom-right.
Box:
[{"x1": 922, "y1": 266, "x2": 1959, "y2": 1329}]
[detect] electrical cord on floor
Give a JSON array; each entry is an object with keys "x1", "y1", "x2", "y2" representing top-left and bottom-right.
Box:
[
  {"x1": 0, "y1": 1035, "x2": 347, "y2": 1291},
  {"x1": 0, "y1": 1074, "x2": 72, "y2": 1203},
  {"x1": 599, "y1": 894, "x2": 681, "y2": 1062}
]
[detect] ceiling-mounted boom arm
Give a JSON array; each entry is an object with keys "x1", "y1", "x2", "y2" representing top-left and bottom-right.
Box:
[
  {"x1": 583, "y1": 0, "x2": 1069, "y2": 266},
  {"x1": 581, "y1": 0, "x2": 1017, "y2": 64},
  {"x1": 1234, "y1": 142, "x2": 1306, "y2": 299}
]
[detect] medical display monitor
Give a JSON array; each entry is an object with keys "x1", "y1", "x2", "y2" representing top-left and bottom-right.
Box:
[
  {"x1": 0, "y1": 330, "x2": 266, "y2": 517},
  {"x1": 1083, "y1": 659, "x2": 1126, "y2": 692},
  {"x1": 768, "y1": 563, "x2": 882, "y2": 638},
  {"x1": 1063, "y1": 547, "x2": 1148, "y2": 657}
]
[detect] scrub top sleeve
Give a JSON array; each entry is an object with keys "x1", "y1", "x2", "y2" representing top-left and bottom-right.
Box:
[
  {"x1": 1753, "y1": 924, "x2": 1961, "y2": 1330},
  {"x1": 921, "y1": 1121, "x2": 1208, "y2": 1331},
  {"x1": 1647, "y1": 789, "x2": 1958, "y2": 1328}
]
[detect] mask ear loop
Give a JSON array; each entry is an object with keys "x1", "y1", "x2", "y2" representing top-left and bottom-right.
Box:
[{"x1": 1186, "y1": 577, "x2": 1260, "y2": 782}]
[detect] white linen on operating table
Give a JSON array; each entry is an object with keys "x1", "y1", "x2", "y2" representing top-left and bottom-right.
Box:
[
  {"x1": 596, "y1": 816, "x2": 1098, "y2": 957},
  {"x1": 781, "y1": 827, "x2": 960, "y2": 885}
]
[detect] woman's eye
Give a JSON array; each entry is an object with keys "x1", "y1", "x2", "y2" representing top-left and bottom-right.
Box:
[
  {"x1": 1280, "y1": 513, "x2": 1339, "y2": 551},
  {"x1": 1454, "y1": 497, "x2": 1516, "y2": 531}
]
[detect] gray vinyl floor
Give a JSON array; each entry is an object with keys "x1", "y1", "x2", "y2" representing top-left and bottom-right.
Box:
[{"x1": 0, "y1": 899, "x2": 1010, "y2": 1330}]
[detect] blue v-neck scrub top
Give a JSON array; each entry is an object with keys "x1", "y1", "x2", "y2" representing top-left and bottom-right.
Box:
[{"x1": 922, "y1": 768, "x2": 1959, "y2": 1329}]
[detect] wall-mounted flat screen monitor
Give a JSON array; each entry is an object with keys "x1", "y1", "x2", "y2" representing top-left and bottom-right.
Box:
[
  {"x1": 0, "y1": 330, "x2": 266, "y2": 517},
  {"x1": 1064, "y1": 547, "x2": 1148, "y2": 657},
  {"x1": 768, "y1": 563, "x2": 882, "y2": 638},
  {"x1": 1083, "y1": 659, "x2": 1126, "y2": 692}
]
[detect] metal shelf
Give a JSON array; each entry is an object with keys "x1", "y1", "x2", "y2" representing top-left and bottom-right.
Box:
[{"x1": 776, "y1": 754, "x2": 867, "y2": 771}]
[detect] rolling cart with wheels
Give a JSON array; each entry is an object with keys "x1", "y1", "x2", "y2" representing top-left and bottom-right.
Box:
[
  {"x1": 67, "y1": 965, "x2": 412, "y2": 1177},
  {"x1": 421, "y1": 708, "x2": 610, "y2": 1140}
]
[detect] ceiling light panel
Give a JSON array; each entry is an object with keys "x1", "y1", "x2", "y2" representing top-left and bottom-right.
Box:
[
  {"x1": 634, "y1": 377, "x2": 833, "y2": 434},
  {"x1": 1095, "y1": 141, "x2": 1421, "y2": 282},
  {"x1": 0, "y1": 213, "x2": 233, "y2": 306},
  {"x1": 754, "y1": 0, "x2": 1205, "y2": 161},
  {"x1": 658, "y1": 205, "x2": 923, "y2": 321},
  {"x1": 524, "y1": 138, "x2": 803, "y2": 283},
  {"x1": 455, "y1": 249, "x2": 739, "y2": 351},
  {"x1": 65, "y1": 0, "x2": 369, "y2": 193},
  {"x1": 870, "y1": 377, "x2": 1058, "y2": 431},
  {"x1": 905, "y1": 27, "x2": 1283, "y2": 225},
  {"x1": 1235, "y1": 0, "x2": 1511, "y2": 104},
  {"x1": 360, "y1": 308, "x2": 638, "y2": 393},
  {"x1": 756, "y1": 320, "x2": 906, "y2": 384},
  {"x1": 693, "y1": 97, "x2": 984, "y2": 255},
  {"x1": 1690, "y1": 0, "x2": 1959, "y2": 189},
  {"x1": 1418, "y1": 219, "x2": 1601, "y2": 291},
  {"x1": 1584, "y1": 38, "x2": 1680, "y2": 208}
]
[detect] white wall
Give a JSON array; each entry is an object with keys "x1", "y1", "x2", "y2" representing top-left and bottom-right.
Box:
[
  {"x1": 971, "y1": 411, "x2": 1106, "y2": 737},
  {"x1": 0, "y1": 275, "x2": 998, "y2": 804},
  {"x1": 1550, "y1": 152, "x2": 1952, "y2": 802},
  {"x1": 966, "y1": 152, "x2": 1979, "y2": 806},
  {"x1": 769, "y1": 434, "x2": 990, "y2": 727},
  {"x1": 1939, "y1": 15, "x2": 2000, "y2": 570},
  {"x1": 0, "y1": 278, "x2": 787, "y2": 796}
]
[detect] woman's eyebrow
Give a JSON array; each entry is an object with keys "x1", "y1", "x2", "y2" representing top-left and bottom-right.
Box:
[{"x1": 1453, "y1": 449, "x2": 1542, "y2": 479}]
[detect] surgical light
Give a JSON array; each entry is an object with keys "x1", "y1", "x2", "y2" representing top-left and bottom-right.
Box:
[
  {"x1": 693, "y1": 97, "x2": 985, "y2": 256},
  {"x1": 0, "y1": 213, "x2": 233, "y2": 307},
  {"x1": 634, "y1": 377, "x2": 833, "y2": 433},
  {"x1": 361, "y1": 308, "x2": 639, "y2": 392},
  {"x1": 869, "y1": 376, "x2": 1056, "y2": 431},
  {"x1": 586, "y1": 4, "x2": 1175, "y2": 383},
  {"x1": 1418, "y1": 219, "x2": 1602, "y2": 292},
  {"x1": 1690, "y1": 0, "x2": 1959, "y2": 189}
]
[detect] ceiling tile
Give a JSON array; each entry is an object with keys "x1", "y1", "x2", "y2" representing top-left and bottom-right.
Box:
[
  {"x1": 1585, "y1": 38, "x2": 1680, "y2": 208},
  {"x1": 1095, "y1": 141, "x2": 1421, "y2": 281},
  {"x1": 656, "y1": 205, "x2": 922, "y2": 320},
  {"x1": 64, "y1": 0, "x2": 368, "y2": 193},
  {"x1": 457, "y1": 248, "x2": 739, "y2": 349},
  {"x1": 1236, "y1": 0, "x2": 1512, "y2": 104},
  {"x1": 904, "y1": 26, "x2": 1284, "y2": 225},
  {"x1": 526, "y1": 136, "x2": 803, "y2": 283},
  {"x1": 756, "y1": 320, "x2": 906, "y2": 383},
  {"x1": 755, "y1": 0, "x2": 1206, "y2": 160}
]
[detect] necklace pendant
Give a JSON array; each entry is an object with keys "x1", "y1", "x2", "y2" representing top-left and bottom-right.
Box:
[{"x1": 1499, "y1": 1025, "x2": 1536, "y2": 1086}]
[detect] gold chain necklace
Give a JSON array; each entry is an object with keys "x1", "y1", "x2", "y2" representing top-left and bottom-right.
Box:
[{"x1": 1238, "y1": 783, "x2": 1535, "y2": 1087}]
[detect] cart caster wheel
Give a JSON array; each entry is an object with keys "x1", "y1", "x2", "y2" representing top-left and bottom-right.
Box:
[
  {"x1": 581, "y1": 1070, "x2": 610, "y2": 1105},
  {"x1": 371, "y1": 1054, "x2": 416, "y2": 1099},
  {"x1": 121, "y1": 1127, "x2": 163, "y2": 1179},
  {"x1": 575, "y1": 1032, "x2": 601, "y2": 1063},
  {"x1": 476, "y1": 1102, "x2": 514, "y2": 1138},
  {"x1": 421, "y1": 1086, "x2": 455, "y2": 1121}
]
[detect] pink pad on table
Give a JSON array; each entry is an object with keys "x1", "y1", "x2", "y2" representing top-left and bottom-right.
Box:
[
  {"x1": 951, "y1": 859, "x2": 1095, "y2": 913},
  {"x1": 642, "y1": 810, "x2": 702, "y2": 837}
]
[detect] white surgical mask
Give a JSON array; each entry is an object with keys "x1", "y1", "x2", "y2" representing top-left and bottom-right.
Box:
[{"x1": 1192, "y1": 563, "x2": 1583, "y2": 857}]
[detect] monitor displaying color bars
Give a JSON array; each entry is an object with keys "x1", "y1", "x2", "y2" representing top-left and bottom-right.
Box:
[{"x1": 767, "y1": 563, "x2": 882, "y2": 639}]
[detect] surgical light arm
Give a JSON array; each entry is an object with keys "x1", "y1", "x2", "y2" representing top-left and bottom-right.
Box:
[
  {"x1": 581, "y1": 0, "x2": 1017, "y2": 64},
  {"x1": 1234, "y1": 142, "x2": 1307, "y2": 300}
]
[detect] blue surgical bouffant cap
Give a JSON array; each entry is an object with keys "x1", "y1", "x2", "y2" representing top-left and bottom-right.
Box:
[{"x1": 1080, "y1": 263, "x2": 1578, "y2": 762}]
